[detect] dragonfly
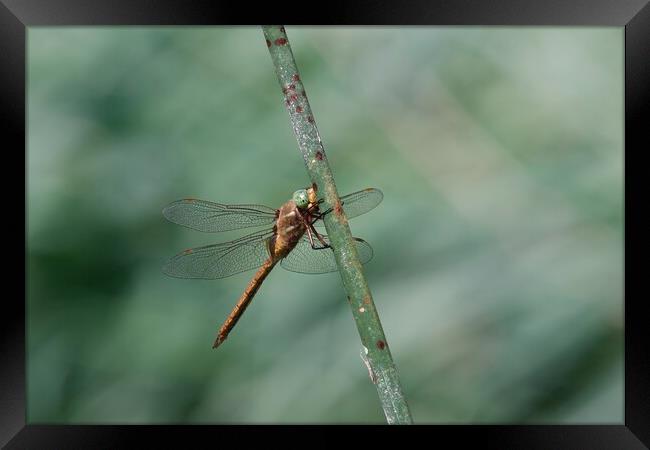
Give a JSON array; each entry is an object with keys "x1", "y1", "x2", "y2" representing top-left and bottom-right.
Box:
[{"x1": 162, "y1": 186, "x2": 383, "y2": 349}]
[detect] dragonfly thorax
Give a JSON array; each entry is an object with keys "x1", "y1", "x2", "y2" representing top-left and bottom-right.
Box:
[{"x1": 270, "y1": 199, "x2": 307, "y2": 260}]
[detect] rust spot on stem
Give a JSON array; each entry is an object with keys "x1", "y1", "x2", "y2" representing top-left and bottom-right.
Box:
[
  {"x1": 315, "y1": 151, "x2": 323, "y2": 160},
  {"x1": 295, "y1": 105, "x2": 303, "y2": 113},
  {"x1": 363, "y1": 295, "x2": 371, "y2": 305},
  {"x1": 292, "y1": 74, "x2": 300, "y2": 82},
  {"x1": 376, "y1": 340, "x2": 386, "y2": 350},
  {"x1": 334, "y1": 201, "x2": 343, "y2": 216},
  {"x1": 274, "y1": 38, "x2": 287, "y2": 46}
]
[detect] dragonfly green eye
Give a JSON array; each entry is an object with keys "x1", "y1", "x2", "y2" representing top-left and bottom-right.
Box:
[{"x1": 292, "y1": 189, "x2": 309, "y2": 209}]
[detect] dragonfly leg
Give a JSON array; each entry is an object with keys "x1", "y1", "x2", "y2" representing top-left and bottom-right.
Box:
[
  {"x1": 309, "y1": 223, "x2": 331, "y2": 250},
  {"x1": 319, "y1": 207, "x2": 333, "y2": 217},
  {"x1": 308, "y1": 198, "x2": 351, "y2": 223},
  {"x1": 303, "y1": 218, "x2": 330, "y2": 250},
  {"x1": 306, "y1": 203, "x2": 324, "y2": 221},
  {"x1": 305, "y1": 225, "x2": 318, "y2": 248},
  {"x1": 308, "y1": 209, "x2": 329, "y2": 225}
]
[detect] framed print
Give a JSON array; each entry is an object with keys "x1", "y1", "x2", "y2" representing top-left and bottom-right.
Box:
[{"x1": 3, "y1": 0, "x2": 649, "y2": 447}]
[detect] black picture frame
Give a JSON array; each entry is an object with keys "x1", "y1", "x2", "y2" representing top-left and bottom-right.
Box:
[{"x1": 4, "y1": 0, "x2": 648, "y2": 447}]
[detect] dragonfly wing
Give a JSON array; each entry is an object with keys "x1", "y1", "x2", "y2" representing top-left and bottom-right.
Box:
[
  {"x1": 163, "y1": 199, "x2": 277, "y2": 232},
  {"x1": 163, "y1": 229, "x2": 274, "y2": 279},
  {"x1": 314, "y1": 188, "x2": 383, "y2": 227},
  {"x1": 340, "y1": 188, "x2": 383, "y2": 219},
  {"x1": 280, "y1": 234, "x2": 373, "y2": 274}
]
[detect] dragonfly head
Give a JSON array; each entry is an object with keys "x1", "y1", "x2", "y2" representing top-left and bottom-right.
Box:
[{"x1": 292, "y1": 189, "x2": 309, "y2": 210}]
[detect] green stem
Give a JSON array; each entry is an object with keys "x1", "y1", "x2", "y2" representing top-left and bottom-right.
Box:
[{"x1": 262, "y1": 25, "x2": 413, "y2": 425}]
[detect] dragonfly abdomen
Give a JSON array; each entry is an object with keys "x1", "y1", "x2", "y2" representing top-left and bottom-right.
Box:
[{"x1": 213, "y1": 257, "x2": 279, "y2": 349}]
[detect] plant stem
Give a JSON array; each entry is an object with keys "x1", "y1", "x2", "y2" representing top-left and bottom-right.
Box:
[{"x1": 262, "y1": 25, "x2": 413, "y2": 425}]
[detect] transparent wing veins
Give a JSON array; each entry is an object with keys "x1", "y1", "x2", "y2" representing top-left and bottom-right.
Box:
[
  {"x1": 314, "y1": 188, "x2": 383, "y2": 227},
  {"x1": 280, "y1": 234, "x2": 374, "y2": 274},
  {"x1": 163, "y1": 229, "x2": 275, "y2": 279},
  {"x1": 163, "y1": 199, "x2": 277, "y2": 233}
]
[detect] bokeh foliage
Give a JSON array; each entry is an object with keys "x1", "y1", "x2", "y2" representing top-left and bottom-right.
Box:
[{"x1": 27, "y1": 27, "x2": 623, "y2": 423}]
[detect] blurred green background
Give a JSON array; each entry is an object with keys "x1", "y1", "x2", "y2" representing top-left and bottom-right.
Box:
[{"x1": 27, "y1": 27, "x2": 623, "y2": 423}]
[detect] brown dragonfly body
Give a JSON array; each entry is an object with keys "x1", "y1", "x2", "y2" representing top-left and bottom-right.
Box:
[
  {"x1": 213, "y1": 197, "x2": 308, "y2": 348},
  {"x1": 163, "y1": 186, "x2": 382, "y2": 349}
]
